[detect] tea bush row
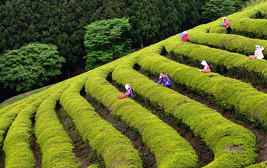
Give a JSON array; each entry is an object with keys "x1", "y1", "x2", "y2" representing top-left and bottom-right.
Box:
[
  {"x1": 190, "y1": 2, "x2": 267, "y2": 39},
  {"x1": 60, "y1": 73, "x2": 143, "y2": 168},
  {"x1": 0, "y1": 91, "x2": 42, "y2": 149},
  {"x1": 186, "y1": 2, "x2": 267, "y2": 56},
  {"x1": 84, "y1": 57, "x2": 198, "y2": 168},
  {"x1": 35, "y1": 81, "x2": 80, "y2": 168},
  {"x1": 2, "y1": 90, "x2": 52, "y2": 167},
  {"x1": 138, "y1": 47, "x2": 267, "y2": 132},
  {"x1": 112, "y1": 63, "x2": 257, "y2": 168},
  {"x1": 164, "y1": 36, "x2": 267, "y2": 86}
]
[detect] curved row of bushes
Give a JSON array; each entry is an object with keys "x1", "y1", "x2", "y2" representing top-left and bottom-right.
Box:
[
  {"x1": 191, "y1": 2, "x2": 267, "y2": 39},
  {"x1": 184, "y1": 2, "x2": 267, "y2": 56},
  {"x1": 0, "y1": 92, "x2": 43, "y2": 149},
  {"x1": 112, "y1": 64, "x2": 257, "y2": 168},
  {"x1": 84, "y1": 61, "x2": 198, "y2": 167},
  {"x1": 137, "y1": 49, "x2": 267, "y2": 132},
  {"x1": 164, "y1": 36, "x2": 267, "y2": 86},
  {"x1": 35, "y1": 82, "x2": 80, "y2": 167},
  {"x1": 60, "y1": 74, "x2": 143, "y2": 168},
  {"x1": 245, "y1": 161, "x2": 267, "y2": 168},
  {"x1": 2, "y1": 90, "x2": 52, "y2": 167}
]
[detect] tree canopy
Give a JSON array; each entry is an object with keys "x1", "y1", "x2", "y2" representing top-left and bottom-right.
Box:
[
  {"x1": 84, "y1": 18, "x2": 132, "y2": 70},
  {"x1": 0, "y1": 42, "x2": 65, "y2": 91}
]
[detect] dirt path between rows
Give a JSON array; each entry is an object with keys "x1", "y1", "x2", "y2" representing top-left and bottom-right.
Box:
[
  {"x1": 137, "y1": 68, "x2": 267, "y2": 164},
  {"x1": 83, "y1": 93, "x2": 157, "y2": 168},
  {"x1": 109, "y1": 79, "x2": 213, "y2": 167}
]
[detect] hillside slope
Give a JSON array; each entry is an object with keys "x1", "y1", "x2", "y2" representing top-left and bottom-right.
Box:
[{"x1": 1, "y1": 2, "x2": 267, "y2": 168}]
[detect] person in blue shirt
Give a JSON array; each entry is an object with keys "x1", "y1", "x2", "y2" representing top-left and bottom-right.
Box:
[
  {"x1": 125, "y1": 84, "x2": 133, "y2": 98},
  {"x1": 156, "y1": 73, "x2": 172, "y2": 88}
]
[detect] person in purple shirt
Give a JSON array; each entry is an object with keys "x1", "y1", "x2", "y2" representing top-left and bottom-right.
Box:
[
  {"x1": 156, "y1": 73, "x2": 172, "y2": 88},
  {"x1": 125, "y1": 84, "x2": 133, "y2": 98}
]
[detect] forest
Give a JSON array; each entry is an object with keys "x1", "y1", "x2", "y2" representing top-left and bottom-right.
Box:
[{"x1": 0, "y1": 0, "x2": 248, "y2": 102}]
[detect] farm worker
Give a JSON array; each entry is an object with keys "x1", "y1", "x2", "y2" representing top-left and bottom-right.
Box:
[
  {"x1": 219, "y1": 17, "x2": 231, "y2": 34},
  {"x1": 182, "y1": 31, "x2": 188, "y2": 42},
  {"x1": 249, "y1": 45, "x2": 264, "y2": 59},
  {"x1": 125, "y1": 84, "x2": 133, "y2": 98},
  {"x1": 199, "y1": 60, "x2": 211, "y2": 73},
  {"x1": 178, "y1": 31, "x2": 188, "y2": 42},
  {"x1": 156, "y1": 73, "x2": 172, "y2": 88}
]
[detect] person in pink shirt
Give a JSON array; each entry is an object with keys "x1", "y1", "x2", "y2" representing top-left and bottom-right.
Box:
[
  {"x1": 178, "y1": 31, "x2": 188, "y2": 42},
  {"x1": 224, "y1": 17, "x2": 231, "y2": 34},
  {"x1": 182, "y1": 31, "x2": 188, "y2": 42},
  {"x1": 219, "y1": 17, "x2": 231, "y2": 34}
]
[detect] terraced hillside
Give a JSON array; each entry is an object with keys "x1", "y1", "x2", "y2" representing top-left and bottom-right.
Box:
[{"x1": 1, "y1": 2, "x2": 267, "y2": 168}]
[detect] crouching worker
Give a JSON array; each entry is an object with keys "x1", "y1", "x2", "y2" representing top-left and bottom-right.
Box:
[
  {"x1": 199, "y1": 60, "x2": 211, "y2": 73},
  {"x1": 156, "y1": 73, "x2": 172, "y2": 88},
  {"x1": 249, "y1": 45, "x2": 264, "y2": 59},
  {"x1": 178, "y1": 31, "x2": 188, "y2": 42},
  {"x1": 125, "y1": 84, "x2": 133, "y2": 98},
  {"x1": 219, "y1": 17, "x2": 231, "y2": 34}
]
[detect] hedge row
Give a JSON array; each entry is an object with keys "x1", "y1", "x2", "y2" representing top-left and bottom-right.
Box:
[
  {"x1": 245, "y1": 161, "x2": 267, "y2": 168},
  {"x1": 84, "y1": 63, "x2": 198, "y2": 168},
  {"x1": 196, "y1": 2, "x2": 267, "y2": 39},
  {"x1": 164, "y1": 37, "x2": 267, "y2": 86},
  {"x1": 187, "y1": 28, "x2": 267, "y2": 56},
  {"x1": 112, "y1": 65, "x2": 257, "y2": 168},
  {"x1": 60, "y1": 74, "x2": 143, "y2": 168},
  {"x1": 0, "y1": 98, "x2": 29, "y2": 117},
  {"x1": 184, "y1": 2, "x2": 267, "y2": 56},
  {"x1": 138, "y1": 49, "x2": 267, "y2": 132},
  {"x1": 87, "y1": 165, "x2": 98, "y2": 168},
  {"x1": 35, "y1": 82, "x2": 80, "y2": 168},
  {"x1": 2, "y1": 91, "x2": 50, "y2": 167},
  {"x1": 0, "y1": 91, "x2": 44, "y2": 149}
]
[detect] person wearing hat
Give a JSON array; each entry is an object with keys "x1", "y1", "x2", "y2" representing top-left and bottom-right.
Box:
[
  {"x1": 179, "y1": 31, "x2": 188, "y2": 42},
  {"x1": 182, "y1": 31, "x2": 188, "y2": 42},
  {"x1": 125, "y1": 84, "x2": 133, "y2": 97},
  {"x1": 199, "y1": 60, "x2": 211, "y2": 73},
  {"x1": 156, "y1": 73, "x2": 172, "y2": 88},
  {"x1": 249, "y1": 45, "x2": 265, "y2": 59},
  {"x1": 219, "y1": 17, "x2": 231, "y2": 34}
]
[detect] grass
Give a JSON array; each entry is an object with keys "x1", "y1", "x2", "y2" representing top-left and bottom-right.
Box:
[{"x1": 0, "y1": 85, "x2": 52, "y2": 109}]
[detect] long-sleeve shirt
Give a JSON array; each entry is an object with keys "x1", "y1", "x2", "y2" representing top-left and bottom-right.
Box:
[
  {"x1": 204, "y1": 65, "x2": 210, "y2": 70},
  {"x1": 255, "y1": 47, "x2": 265, "y2": 59},
  {"x1": 157, "y1": 75, "x2": 172, "y2": 87},
  {"x1": 224, "y1": 19, "x2": 230, "y2": 28},
  {"x1": 182, "y1": 34, "x2": 188, "y2": 42},
  {"x1": 125, "y1": 88, "x2": 133, "y2": 97}
]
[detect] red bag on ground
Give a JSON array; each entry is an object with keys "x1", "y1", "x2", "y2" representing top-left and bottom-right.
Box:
[
  {"x1": 249, "y1": 55, "x2": 257, "y2": 59},
  {"x1": 118, "y1": 94, "x2": 126, "y2": 98},
  {"x1": 202, "y1": 69, "x2": 211, "y2": 73}
]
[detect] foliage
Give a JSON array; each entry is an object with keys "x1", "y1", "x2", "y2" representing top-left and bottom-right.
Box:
[
  {"x1": 60, "y1": 74, "x2": 142, "y2": 167},
  {"x1": 0, "y1": 42, "x2": 65, "y2": 92},
  {"x1": 202, "y1": 0, "x2": 238, "y2": 22},
  {"x1": 84, "y1": 18, "x2": 132, "y2": 70}
]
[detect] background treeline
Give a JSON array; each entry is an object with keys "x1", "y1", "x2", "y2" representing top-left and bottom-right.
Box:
[{"x1": 0, "y1": 0, "x2": 247, "y2": 102}]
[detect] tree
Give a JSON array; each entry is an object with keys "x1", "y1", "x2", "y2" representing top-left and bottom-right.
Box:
[
  {"x1": 84, "y1": 18, "x2": 132, "y2": 70},
  {"x1": 202, "y1": 0, "x2": 237, "y2": 22},
  {"x1": 0, "y1": 42, "x2": 65, "y2": 91}
]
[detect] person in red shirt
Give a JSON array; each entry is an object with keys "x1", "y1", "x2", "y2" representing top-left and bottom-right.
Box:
[{"x1": 223, "y1": 17, "x2": 231, "y2": 34}]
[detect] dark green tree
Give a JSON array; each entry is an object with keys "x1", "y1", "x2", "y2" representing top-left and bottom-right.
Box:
[
  {"x1": 0, "y1": 43, "x2": 65, "y2": 91},
  {"x1": 202, "y1": 0, "x2": 237, "y2": 22},
  {"x1": 84, "y1": 18, "x2": 132, "y2": 70}
]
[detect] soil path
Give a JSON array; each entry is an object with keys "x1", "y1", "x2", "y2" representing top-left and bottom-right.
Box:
[
  {"x1": 109, "y1": 79, "x2": 214, "y2": 167},
  {"x1": 138, "y1": 67, "x2": 267, "y2": 164},
  {"x1": 56, "y1": 106, "x2": 97, "y2": 168},
  {"x1": 83, "y1": 93, "x2": 157, "y2": 168}
]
